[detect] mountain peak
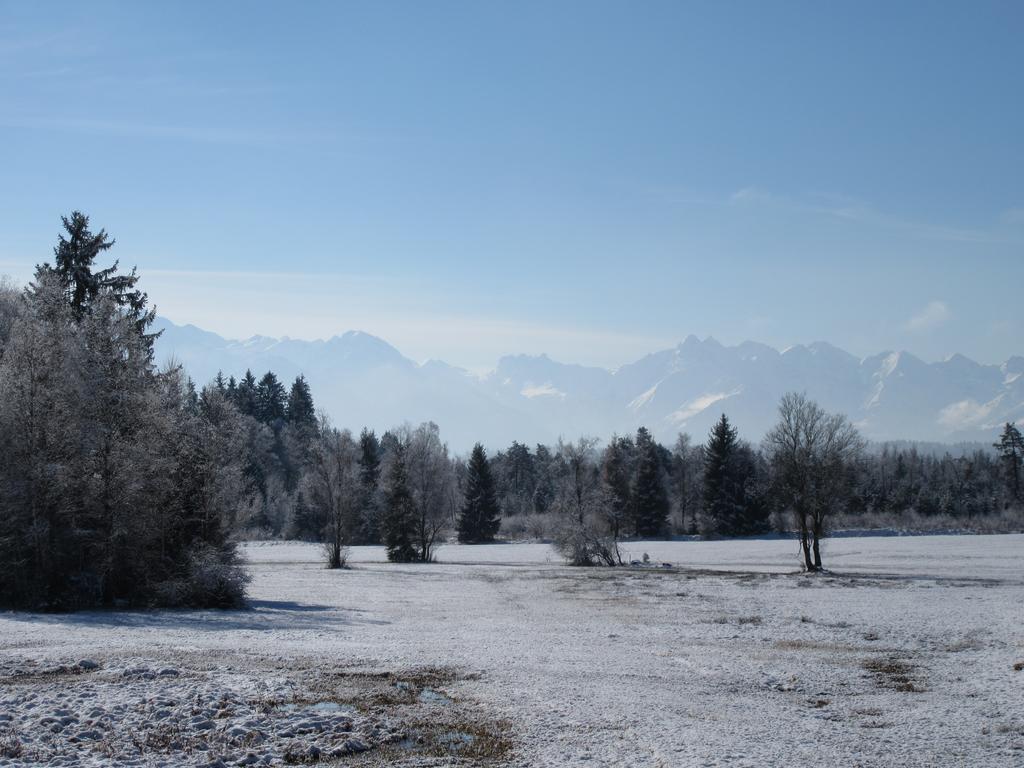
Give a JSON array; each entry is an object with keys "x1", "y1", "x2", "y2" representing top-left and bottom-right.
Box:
[{"x1": 153, "y1": 318, "x2": 1014, "y2": 448}]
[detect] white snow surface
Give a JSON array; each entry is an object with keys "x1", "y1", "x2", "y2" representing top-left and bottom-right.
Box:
[{"x1": 2, "y1": 534, "x2": 1022, "y2": 766}]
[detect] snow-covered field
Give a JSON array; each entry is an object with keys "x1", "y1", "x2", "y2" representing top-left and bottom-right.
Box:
[{"x1": 2, "y1": 535, "x2": 1022, "y2": 766}]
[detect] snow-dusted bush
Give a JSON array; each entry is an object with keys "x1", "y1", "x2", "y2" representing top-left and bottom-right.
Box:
[
  {"x1": 321, "y1": 540, "x2": 351, "y2": 569},
  {"x1": 552, "y1": 518, "x2": 621, "y2": 567},
  {"x1": 155, "y1": 544, "x2": 251, "y2": 609}
]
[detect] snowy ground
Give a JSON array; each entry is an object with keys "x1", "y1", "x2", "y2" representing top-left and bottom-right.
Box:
[{"x1": 2, "y1": 535, "x2": 1022, "y2": 766}]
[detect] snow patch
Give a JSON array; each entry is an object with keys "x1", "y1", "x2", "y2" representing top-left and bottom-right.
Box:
[
  {"x1": 628, "y1": 382, "x2": 661, "y2": 411},
  {"x1": 937, "y1": 397, "x2": 999, "y2": 430},
  {"x1": 879, "y1": 352, "x2": 901, "y2": 378},
  {"x1": 519, "y1": 382, "x2": 566, "y2": 400},
  {"x1": 669, "y1": 388, "x2": 741, "y2": 425}
]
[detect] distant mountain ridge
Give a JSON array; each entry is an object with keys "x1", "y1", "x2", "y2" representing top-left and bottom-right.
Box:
[{"x1": 153, "y1": 317, "x2": 1023, "y2": 451}]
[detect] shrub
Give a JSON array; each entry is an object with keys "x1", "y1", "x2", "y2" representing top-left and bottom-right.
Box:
[
  {"x1": 154, "y1": 544, "x2": 251, "y2": 608},
  {"x1": 552, "y1": 518, "x2": 620, "y2": 566}
]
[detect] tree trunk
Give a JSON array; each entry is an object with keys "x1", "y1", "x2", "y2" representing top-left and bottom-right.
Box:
[{"x1": 800, "y1": 533, "x2": 813, "y2": 571}]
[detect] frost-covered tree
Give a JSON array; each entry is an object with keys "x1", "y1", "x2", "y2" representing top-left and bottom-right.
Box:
[
  {"x1": 0, "y1": 276, "x2": 21, "y2": 361},
  {"x1": 551, "y1": 437, "x2": 620, "y2": 566},
  {"x1": 303, "y1": 417, "x2": 358, "y2": 568},
  {"x1": 0, "y1": 215, "x2": 248, "y2": 609},
  {"x1": 764, "y1": 392, "x2": 864, "y2": 571},
  {"x1": 457, "y1": 443, "x2": 501, "y2": 543},
  {"x1": 0, "y1": 274, "x2": 83, "y2": 606},
  {"x1": 670, "y1": 433, "x2": 703, "y2": 535},
  {"x1": 404, "y1": 422, "x2": 454, "y2": 561}
]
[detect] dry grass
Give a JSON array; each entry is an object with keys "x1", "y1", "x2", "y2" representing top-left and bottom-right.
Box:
[
  {"x1": 863, "y1": 657, "x2": 925, "y2": 693},
  {"x1": 773, "y1": 639, "x2": 867, "y2": 653}
]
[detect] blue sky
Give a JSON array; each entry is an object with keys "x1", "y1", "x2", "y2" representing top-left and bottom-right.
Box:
[{"x1": 1, "y1": 1, "x2": 1021, "y2": 372}]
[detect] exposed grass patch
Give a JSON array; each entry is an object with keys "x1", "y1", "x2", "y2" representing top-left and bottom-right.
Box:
[
  {"x1": 863, "y1": 657, "x2": 925, "y2": 693},
  {"x1": 409, "y1": 716, "x2": 513, "y2": 761},
  {"x1": 774, "y1": 639, "x2": 866, "y2": 653},
  {"x1": 709, "y1": 614, "x2": 763, "y2": 626},
  {"x1": 304, "y1": 666, "x2": 460, "y2": 708}
]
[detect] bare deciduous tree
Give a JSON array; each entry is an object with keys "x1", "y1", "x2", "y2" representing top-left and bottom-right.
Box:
[
  {"x1": 551, "y1": 437, "x2": 621, "y2": 566},
  {"x1": 764, "y1": 392, "x2": 864, "y2": 571}
]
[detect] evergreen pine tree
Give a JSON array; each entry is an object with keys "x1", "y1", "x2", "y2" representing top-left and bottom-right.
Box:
[
  {"x1": 382, "y1": 445, "x2": 417, "y2": 562},
  {"x1": 994, "y1": 422, "x2": 1024, "y2": 501},
  {"x1": 702, "y1": 414, "x2": 742, "y2": 536},
  {"x1": 632, "y1": 427, "x2": 669, "y2": 537},
  {"x1": 36, "y1": 211, "x2": 157, "y2": 348},
  {"x1": 235, "y1": 370, "x2": 258, "y2": 417},
  {"x1": 356, "y1": 428, "x2": 382, "y2": 543},
  {"x1": 185, "y1": 377, "x2": 200, "y2": 413},
  {"x1": 286, "y1": 374, "x2": 317, "y2": 429},
  {"x1": 255, "y1": 371, "x2": 287, "y2": 424},
  {"x1": 457, "y1": 444, "x2": 502, "y2": 543}
]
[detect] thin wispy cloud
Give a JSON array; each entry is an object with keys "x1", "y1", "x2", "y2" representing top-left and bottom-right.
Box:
[
  {"x1": 728, "y1": 187, "x2": 1019, "y2": 245},
  {"x1": 143, "y1": 269, "x2": 675, "y2": 374},
  {"x1": 905, "y1": 300, "x2": 951, "y2": 333},
  {"x1": 0, "y1": 117, "x2": 288, "y2": 147}
]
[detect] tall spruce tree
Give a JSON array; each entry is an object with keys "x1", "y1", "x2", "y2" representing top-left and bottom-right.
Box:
[
  {"x1": 255, "y1": 371, "x2": 287, "y2": 424},
  {"x1": 37, "y1": 211, "x2": 156, "y2": 348},
  {"x1": 994, "y1": 422, "x2": 1024, "y2": 502},
  {"x1": 234, "y1": 370, "x2": 258, "y2": 418},
  {"x1": 382, "y1": 445, "x2": 417, "y2": 562},
  {"x1": 286, "y1": 375, "x2": 317, "y2": 430},
  {"x1": 457, "y1": 444, "x2": 502, "y2": 543},
  {"x1": 356, "y1": 428, "x2": 382, "y2": 543},
  {"x1": 702, "y1": 414, "x2": 745, "y2": 536},
  {"x1": 632, "y1": 427, "x2": 669, "y2": 537}
]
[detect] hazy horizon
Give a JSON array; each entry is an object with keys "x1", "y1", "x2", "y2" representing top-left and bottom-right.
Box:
[
  {"x1": 2, "y1": 2, "x2": 1022, "y2": 372},
  {"x1": 150, "y1": 312, "x2": 1020, "y2": 374}
]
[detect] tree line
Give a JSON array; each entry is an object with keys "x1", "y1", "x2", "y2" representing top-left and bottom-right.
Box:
[{"x1": 2, "y1": 213, "x2": 1022, "y2": 609}]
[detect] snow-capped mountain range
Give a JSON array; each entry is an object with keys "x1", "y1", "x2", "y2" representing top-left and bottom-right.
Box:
[{"x1": 153, "y1": 317, "x2": 1024, "y2": 450}]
